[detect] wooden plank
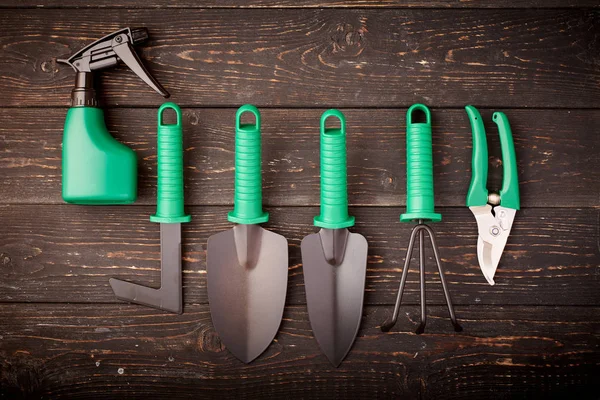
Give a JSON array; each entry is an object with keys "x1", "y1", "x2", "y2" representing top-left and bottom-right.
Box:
[
  {"x1": 0, "y1": 9, "x2": 598, "y2": 108},
  {"x1": 0, "y1": 303, "x2": 597, "y2": 398},
  {"x1": 1, "y1": 108, "x2": 598, "y2": 207},
  {"x1": 2, "y1": 0, "x2": 599, "y2": 8},
  {"x1": 0, "y1": 205, "x2": 597, "y2": 306}
]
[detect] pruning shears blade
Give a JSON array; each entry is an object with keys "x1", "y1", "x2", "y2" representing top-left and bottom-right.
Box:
[
  {"x1": 476, "y1": 235, "x2": 496, "y2": 285},
  {"x1": 470, "y1": 205, "x2": 517, "y2": 285}
]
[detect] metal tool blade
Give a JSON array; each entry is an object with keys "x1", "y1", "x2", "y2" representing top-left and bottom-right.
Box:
[
  {"x1": 476, "y1": 235, "x2": 496, "y2": 285},
  {"x1": 206, "y1": 224, "x2": 288, "y2": 363},
  {"x1": 301, "y1": 228, "x2": 368, "y2": 367},
  {"x1": 110, "y1": 223, "x2": 183, "y2": 313},
  {"x1": 470, "y1": 205, "x2": 517, "y2": 285}
]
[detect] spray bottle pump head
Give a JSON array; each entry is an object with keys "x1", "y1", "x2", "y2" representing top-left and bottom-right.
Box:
[{"x1": 58, "y1": 27, "x2": 169, "y2": 106}]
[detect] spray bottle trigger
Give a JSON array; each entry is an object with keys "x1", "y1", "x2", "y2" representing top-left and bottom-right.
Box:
[{"x1": 113, "y1": 41, "x2": 169, "y2": 98}]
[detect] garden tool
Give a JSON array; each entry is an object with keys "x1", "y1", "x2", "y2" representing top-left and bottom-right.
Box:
[
  {"x1": 207, "y1": 105, "x2": 288, "y2": 364},
  {"x1": 381, "y1": 104, "x2": 461, "y2": 334},
  {"x1": 465, "y1": 105, "x2": 520, "y2": 286},
  {"x1": 110, "y1": 102, "x2": 190, "y2": 314},
  {"x1": 301, "y1": 110, "x2": 368, "y2": 367},
  {"x1": 59, "y1": 27, "x2": 169, "y2": 204}
]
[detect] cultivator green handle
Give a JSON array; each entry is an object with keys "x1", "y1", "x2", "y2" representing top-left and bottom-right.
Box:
[
  {"x1": 494, "y1": 112, "x2": 520, "y2": 210},
  {"x1": 465, "y1": 105, "x2": 489, "y2": 207},
  {"x1": 150, "y1": 102, "x2": 191, "y2": 224},
  {"x1": 314, "y1": 109, "x2": 355, "y2": 229},
  {"x1": 228, "y1": 104, "x2": 269, "y2": 225},
  {"x1": 400, "y1": 104, "x2": 441, "y2": 223}
]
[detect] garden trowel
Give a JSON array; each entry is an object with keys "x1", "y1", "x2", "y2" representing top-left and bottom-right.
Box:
[
  {"x1": 301, "y1": 110, "x2": 368, "y2": 367},
  {"x1": 207, "y1": 105, "x2": 288, "y2": 364}
]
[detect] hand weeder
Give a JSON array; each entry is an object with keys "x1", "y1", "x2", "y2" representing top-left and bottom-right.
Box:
[{"x1": 110, "y1": 103, "x2": 190, "y2": 313}]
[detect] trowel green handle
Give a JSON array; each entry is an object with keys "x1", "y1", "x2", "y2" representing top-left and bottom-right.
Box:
[
  {"x1": 494, "y1": 112, "x2": 520, "y2": 210},
  {"x1": 150, "y1": 102, "x2": 191, "y2": 224},
  {"x1": 314, "y1": 109, "x2": 355, "y2": 229},
  {"x1": 400, "y1": 104, "x2": 441, "y2": 223},
  {"x1": 465, "y1": 105, "x2": 489, "y2": 207},
  {"x1": 228, "y1": 105, "x2": 269, "y2": 225}
]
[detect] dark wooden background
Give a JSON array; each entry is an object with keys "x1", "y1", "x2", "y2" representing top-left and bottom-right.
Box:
[{"x1": 0, "y1": 1, "x2": 598, "y2": 399}]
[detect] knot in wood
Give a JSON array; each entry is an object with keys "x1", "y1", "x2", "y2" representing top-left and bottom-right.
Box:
[
  {"x1": 198, "y1": 328, "x2": 226, "y2": 353},
  {"x1": 0, "y1": 253, "x2": 11, "y2": 266},
  {"x1": 332, "y1": 23, "x2": 366, "y2": 57},
  {"x1": 40, "y1": 59, "x2": 58, "y2": 74}
]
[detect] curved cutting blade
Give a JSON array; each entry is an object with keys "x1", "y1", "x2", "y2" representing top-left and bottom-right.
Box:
[
  {"x1": 207, "y1": 224, "x2": 288, "y2": 363},
  {"x1": 470, "y1": 205, "x2": 516, "y2": 286},
  {"x1": 301, "y1": 228, "x2": 368, "y2": 367}
]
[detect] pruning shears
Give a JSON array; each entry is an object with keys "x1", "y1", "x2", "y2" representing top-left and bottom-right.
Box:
[{"x1": 465, "y1": 106, "x2": 520, "y2": 285}]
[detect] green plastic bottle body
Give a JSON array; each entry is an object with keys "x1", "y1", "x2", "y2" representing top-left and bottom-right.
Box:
[
  {"x1": 62, "y1": 107, "x2": 137, "y2": 204},
  {"x1": 400, "y1": 104, "x2": 441, "y2": 223},
  {"x1": 227, "y1": 105, "x2": 269, "y2": 225},
  {"x1": 314, "y1": 109, "x2": 355, "y2": 229},
  {"x1": 150, "y1": 103, "x2": 191, "y2": 224}
]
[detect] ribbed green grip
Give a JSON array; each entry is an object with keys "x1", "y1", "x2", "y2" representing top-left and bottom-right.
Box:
[
  {"x1": 150, "y1": 102, "x2": 191, "y2": 224},
  {"x1": 314, "y1": 109, "x2": 355, "y2": 229},
  {"x1": 400, "y1": 104, "x2": 441, "y2": 223},
  {"x1": 494, "y1": 112, "x2": 520, "y2": 210},
  {"x1": 227, "y1": 105, "x2": 269, "y2": 225},
  {"x1": 465, "y1": 105, "x2": 489, "y2": 207}
]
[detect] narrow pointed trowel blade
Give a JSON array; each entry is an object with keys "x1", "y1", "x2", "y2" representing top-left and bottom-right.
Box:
[
  {"x1": 207, "y1": 224, "x2": 288, "y2": 363},
  {"x1": 301, "y1": 228, "x2": 368, "y2": 367}
]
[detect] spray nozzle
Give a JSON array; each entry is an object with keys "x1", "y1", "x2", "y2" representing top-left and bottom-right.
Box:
[{"x1": 58, "y1": 27, "x2": 169, "y2": 106}]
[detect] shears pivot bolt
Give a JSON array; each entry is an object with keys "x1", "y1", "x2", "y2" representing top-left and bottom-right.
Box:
[{"x1": 488, "y1": 193, "x2": 501, "y2": 206}]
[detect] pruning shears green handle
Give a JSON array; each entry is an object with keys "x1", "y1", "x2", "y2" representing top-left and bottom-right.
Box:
[
  {"x1": 465, "y1": 105, "x2": 520, "y2": 286},
  {"x1": 465, "y1": 105, "x2": 520, "y2": 209}
]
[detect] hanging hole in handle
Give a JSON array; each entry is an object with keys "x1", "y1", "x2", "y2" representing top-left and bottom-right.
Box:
[
  {"x1": 320, "y1": 109, "x2": 346, "y2": 136},
  {"x1": 158, "y1": 103, "x2": 182, "y2": 126},
  {"x1": 407, "y1": 104, "x2": 431, "y2": 126},
  {"x1": 236, "y1": 104, "x2": 260, "y2": 131}
]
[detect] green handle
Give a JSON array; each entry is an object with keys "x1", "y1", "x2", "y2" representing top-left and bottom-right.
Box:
[
  {"x1": 314, "y1": 109, "x2": 355, "y2": 229},
  {"x1": 400, "y1": 104, "x2": 441, "y2": 223},
  {"x1": 465, "y1": 105, "x2": 489, "y2": 207},
  {"x1": 227, "y1": 105, "x2": 269, "y2": 225},
  {"x1": 150, "y1": 102, "x2": 191, "y2": 224},
  {"x1": 494, "y1": 112, "x2": 520, "y2": 210}
]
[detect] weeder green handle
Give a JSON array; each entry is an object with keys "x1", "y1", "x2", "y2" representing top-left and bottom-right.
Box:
[
  {"x1": 314, "y1": 109, "x2": 355, "y2": 229},
  {"x1": 465, "y1": 105, "x2": 489, "y2": 207},
  {"x1": 150, "y1": 102, "x2": 191, "y2": 224},
  {"x1": 494, "y1": 112, "x2": 520, "y2": 210},
  {"x1": 228, "y1": 105, "x2": 269, "y2": 225},
  {"x1": 400, "y1": 104, "x2": 441, "y2": 223}
]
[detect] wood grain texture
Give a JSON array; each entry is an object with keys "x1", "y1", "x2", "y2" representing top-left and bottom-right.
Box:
[
  {"x1": 0, "y1": 303, "x2": 597, "y2": 399},
  {"x1": 0, "y1": 9, "x2": 598, "y2": 108},
  {"x1": 0, "y1": 205, "x2": 597, "y2": 306},
  {"x1": 1, "y1": 108, "x2": 598, "y2": 207},
  {"x1": 3, "y1": 0, "x2": 600, "y2": 9}
]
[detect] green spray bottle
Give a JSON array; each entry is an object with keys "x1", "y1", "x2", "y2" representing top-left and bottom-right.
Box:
[{"x1": 58, "y1": 28, "x2": 169, "y2": 204}]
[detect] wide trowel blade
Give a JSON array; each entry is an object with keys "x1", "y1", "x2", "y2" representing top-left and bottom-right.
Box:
[
  {"x1": 301, "y1": 228, "x2": 368, "y2": 367},
  {"x1": 207, "y1": 224, "x2": 288, "y2": 363}
]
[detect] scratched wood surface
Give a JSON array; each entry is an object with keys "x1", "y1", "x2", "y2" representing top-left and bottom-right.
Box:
[
  {"x1": 1, "y1": 9, "x2": 599, "y2": 108},
  {"x1": 0, "y1": 2, "x2": 599, "y2": 399},
  {"x1": 2, "y1": 1, "x2": 600, "y2": 8}
]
